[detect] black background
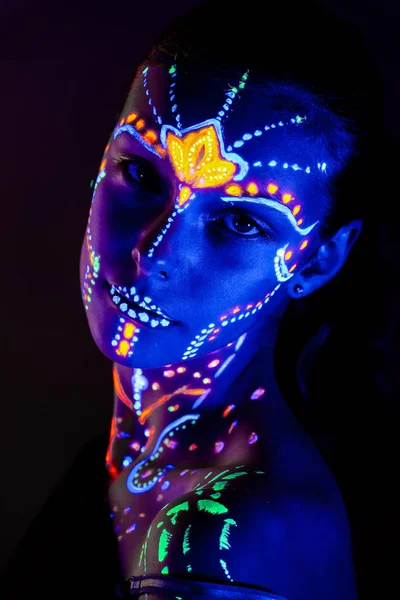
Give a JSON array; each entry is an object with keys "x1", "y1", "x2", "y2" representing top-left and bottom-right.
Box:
[{"x1": 0, "y1": 0, "x2": 399, "y2": 594}]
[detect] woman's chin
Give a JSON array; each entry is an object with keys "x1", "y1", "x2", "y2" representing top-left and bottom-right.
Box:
[{"x1": 87, "y1": 321, "x2": 177, "y2": 368}]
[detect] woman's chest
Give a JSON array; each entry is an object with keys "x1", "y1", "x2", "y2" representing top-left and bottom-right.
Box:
[
  {"x1": 108, "y1": 461, "x2": 266, "y2": 577},
  {"x1": 107, "y1": 404, "x2": 267, "y2": 577}
]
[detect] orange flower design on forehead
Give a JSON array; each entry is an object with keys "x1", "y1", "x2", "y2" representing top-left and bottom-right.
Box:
[{"x1": 160, "y1": 119, "x2": 249, "y2": 206}]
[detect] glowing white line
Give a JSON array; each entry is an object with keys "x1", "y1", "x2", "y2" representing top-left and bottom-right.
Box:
[
  {"x1": 235, "y1": 333, "x2": 247, "y2": 351},
  {"x1": 214, "y1": 353, "x2": 236, "y2": 378},
  {"x1": 192, "y1": 388, "x2": 212, "y2": 409},
  {"x1": 221, "y1": 196, "x2": 318, "y2": 236},
  {"x1": 126, "y1": 413, "x2": 200, "y2": 493}
]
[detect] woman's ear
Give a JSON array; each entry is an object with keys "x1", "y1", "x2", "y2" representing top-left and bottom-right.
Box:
[{"x1": 286, "y1": 219, "x2": 362, "y2": 299}]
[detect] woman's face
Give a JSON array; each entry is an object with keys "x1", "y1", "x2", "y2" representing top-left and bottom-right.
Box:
[{"x1": 80, "y1": 66, "x2": 331, "y2": 368}]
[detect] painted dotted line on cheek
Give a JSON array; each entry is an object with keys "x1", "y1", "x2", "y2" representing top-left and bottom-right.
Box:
[
  {"x1": 82, "y1": 245, "x2": 100, "y2": 310},
  {"x1": 147, "y1": 208, "x2": 178, "y2": 259},
  {"x1": 147, "y1": 188, "x2": 195, "y2": 258},
  {"x1": 181, "y1": 284, "x2": 281, "y2": 361},
  {"x1": 81, "y1": 161, "x2": 108, "y2": 311},
  {"x1": 274, "y1": 238, "x2": 310, "y2": 282}
]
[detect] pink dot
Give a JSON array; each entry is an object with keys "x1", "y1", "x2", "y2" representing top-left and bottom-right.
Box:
[
  {"x1": 228, "y1": 420, "x2": 238, "y2": 434},
  {"x1": 248, "y1": 432, "x2": 258, "y2": 445},
  {"x1": 250, "y1": 388, "x2": 265, "y2": 400},
  {"x1": 214, "y1": 441, "x2": 225, "y2": 453}
]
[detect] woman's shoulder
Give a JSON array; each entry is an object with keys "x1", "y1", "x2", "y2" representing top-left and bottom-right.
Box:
[{"x1": 131, "y1": 465, "x2": 356, "y2": 600}]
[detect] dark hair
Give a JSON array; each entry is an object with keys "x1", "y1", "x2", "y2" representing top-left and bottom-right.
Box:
[
  {"x1": 135, "y1": 0, "x2": 384, "y2": 241},
  {"x1": 131, "y1": 0, "x2": 395, "y2": 498}
]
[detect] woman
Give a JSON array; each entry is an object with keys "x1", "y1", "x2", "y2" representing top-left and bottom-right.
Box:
[{"x1": 78, "y1": 0, "x2": 381, "y2": 598}]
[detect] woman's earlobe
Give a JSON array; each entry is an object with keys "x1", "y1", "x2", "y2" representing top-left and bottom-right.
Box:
[{"x1": 292, "y1": 283, "x2": 305, "y2": 296}]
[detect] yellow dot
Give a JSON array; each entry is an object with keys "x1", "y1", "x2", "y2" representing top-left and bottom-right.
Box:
[
  {"x1": 178, "y1": 186, "x2": 192, "y2": 206},
  {"x1": 163, "y1": 370, "x2": 175, "y2": 378},
  {"x1": 123, "y1": 323, "x2": 135, "y2": 339},
  {"x1": 225, "y1": 184, "x2": 243, "y2": 197},
  {"x1": 143, "y1": 130, "x2": 158, "y2": 144},
  {"x1": 208, "y1": 360, "x2": 220, "y2": 368},
  {"x1": 247, "y1": 182, "x2": 259, "y2": 195},
  {"x1": 116, "y1": 340, "x2": 130, "y2": 357},
  {"x1": 300, "y1": 239, "x2": 309, "y2": 250},
  {"x1": 293, "y1": 205, "x2": 301, "y2": 216}
]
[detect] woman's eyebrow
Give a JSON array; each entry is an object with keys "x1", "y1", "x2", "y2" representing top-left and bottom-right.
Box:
[
  {"x1": 220, "y1": 195, "x2": 318, "y2": 236},
  {"x1": 114, "y1": 128, "x2": 163, "y2": 158}
]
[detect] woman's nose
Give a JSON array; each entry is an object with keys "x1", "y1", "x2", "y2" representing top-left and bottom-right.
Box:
[{"x1": 131, "y1": 247, "x2": 171, "y2": 281}]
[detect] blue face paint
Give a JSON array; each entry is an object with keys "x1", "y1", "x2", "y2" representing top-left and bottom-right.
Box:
[
  {"x1": 80, "y1": 65, "x2": 330, "y2": 369},
  {"x1": 79, "y1": 65, "x2": 343, "y2": 582}
]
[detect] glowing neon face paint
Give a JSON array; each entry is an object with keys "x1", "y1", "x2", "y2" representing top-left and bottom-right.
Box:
[
  {"x1": 81, "y1": 167, "x2": 105, "y2": 311},
  {"x1": 87, "y1": 61, "x2": 356, "y2": 589},
  {"x1": 81, "y1": 61, "x2": 331, "y2": 372}
]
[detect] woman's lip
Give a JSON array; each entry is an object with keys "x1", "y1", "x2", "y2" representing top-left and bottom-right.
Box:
[
  {"x1": 108, "y1": 284, "x2": 176, "y2": 327},
  {"x1": 108, "y1": 283, "x2": 175, "y2": 320}
]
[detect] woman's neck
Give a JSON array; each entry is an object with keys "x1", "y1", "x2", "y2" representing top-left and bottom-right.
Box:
[
  {"x1": 107, "y1": 320, "x2": 341, "y2": 501},
  {"x1": 106, "y1": 322, "x2": 292, "y2": 475},
  {"x1": 112, "y1": 320, "x2": 281, "y2": 424}
]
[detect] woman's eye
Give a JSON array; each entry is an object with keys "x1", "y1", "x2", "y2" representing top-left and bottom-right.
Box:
[
  {"x1": 114, "y1": 156, "x2": 164, "y2": 195},
  {"x1": 211, "y1": 211, "x2": 272, "y2": 239}
]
